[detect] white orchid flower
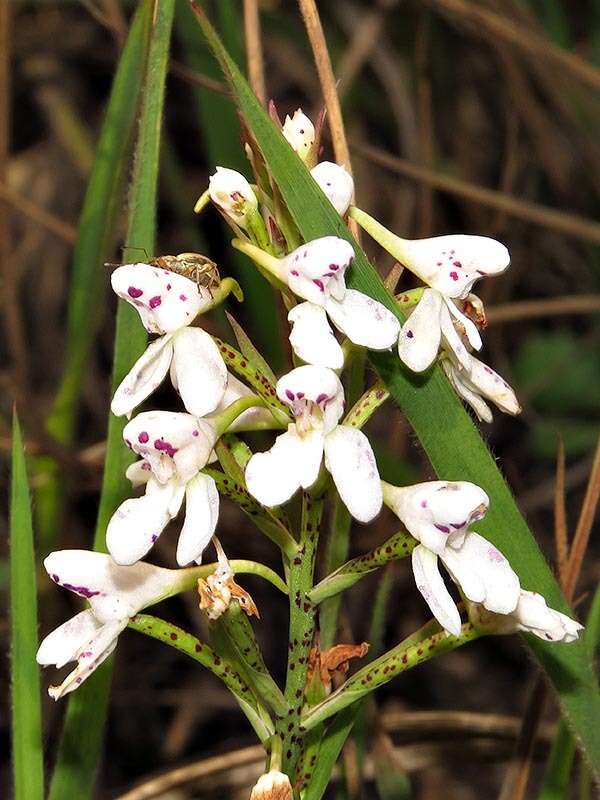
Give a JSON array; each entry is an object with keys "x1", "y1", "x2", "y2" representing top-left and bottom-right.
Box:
[
  {"x1": 442, "y1": 351, "x2": 521, "y2": 423},
  {"x1": 107, "y1": 411, "x2": 219, "y2": 566},
  {"x1": 208, "y1": 166, "x2": 258, "y2": 227},
  {"x1": 37, "y1": 551, "x2": 188, "y2": 699},
  {"x1": 398, "y1": 287, "x2": 483, "y2": 373},
  {"x1": 282, "y1": 108, "x2": 315, "y2": 162},
  {"x1": 111, "y1": 264, "x2": 227, "y2": 418},
  {"x1": 384, "y1": 480, "x2": 520, "y2": 635},
  {"x1": 468, "y1": 590, "x2": 582, "y2": 643},
  {"x1": 310, "y1": 161, "x2": 354, "y2": 216},
  {"x1": 237, "y1": 236, "x2": 400, "y2": 369},
  {"x1": 350, "y1": 207, "x2": 510, "y2": 300},
  {"x1": 245, "y1": 365, "x2": 382, "y2": 523}
]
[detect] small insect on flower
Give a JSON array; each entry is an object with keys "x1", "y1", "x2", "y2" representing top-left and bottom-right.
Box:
[{"x1": 106, "y1": 251, "x2": 221, "y2": 296}]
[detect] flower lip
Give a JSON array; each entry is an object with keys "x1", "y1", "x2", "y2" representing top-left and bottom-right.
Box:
[
  {"x1": 281, "y1": 237, "x2": 355, "y2": 305},
  {"x1": 276, "y1": 365, "x2": 345, "y2": 429}
]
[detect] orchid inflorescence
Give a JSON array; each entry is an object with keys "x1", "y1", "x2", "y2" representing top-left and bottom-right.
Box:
[{"x1": 38, "y1": 106, "x2": 580, "y2": 793}]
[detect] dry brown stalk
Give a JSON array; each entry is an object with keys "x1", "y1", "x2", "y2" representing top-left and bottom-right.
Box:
[
  {"x1": 429, "y1": 0, "x2": 600, "y2": 93},
  {"x1": 351, "y1": 140, "x2": 600, "y2": 245},
  {"x1": 243, "y1": 0, "x2": 267, "y2": 106},
  {"x1": 554, "y1": 440, "x2": 569, "y2": 587},
  {"x1": 0, "y1": 183, "x2": 78, "y2": 243},
  {"x1": 486, "y1": 296, "x2": 600, "y2": 325}
]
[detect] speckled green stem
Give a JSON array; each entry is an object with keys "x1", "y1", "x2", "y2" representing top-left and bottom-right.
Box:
[
  {"x1": 301, "y1": 622, "x2": 482, "y2": 731},
  {"x1": 129, "y1": 613, "x2": 274, "y2": 742},
  {"x1": 342, "y1": 381, "x2": 389, "y2": 429},
  {"x1": 277, "y1": 492, "x2": 324, "y2": 774},
  {"x1": 309, "y1": 529, "x2": 416, "y2": 605},
  {"x1": 199, "y1": 276, "x2": 244, "y2": 311},
  {"x1": 213, "y1": 394, "x2": 269, "y2": 436},
  {"x1": 205, "y1": 467, "x2": 298, "y2": 560},
  {"x1": 212, "y1": 336, "x2": 290, "y2": 425}
]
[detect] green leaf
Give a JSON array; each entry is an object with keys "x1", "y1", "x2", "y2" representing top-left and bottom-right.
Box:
[
  {"x1": 538, "y1": 585, "x2": 600, "y2": 799},
  {"x1": 176, "y1": 0, "x2": 284, "y2": 369},
  {"x1": 226, "y1": 311, "x2": 278, "y2": 384},
  {"x1": 48, "y1": 3, "x2": 175, "y2": 798},
  {"x1": 35, "y1": 0, "x2": 152, "y2": 556},
  {"x1": 190, "y1": 5, "x2": 600, "y2": 775},
  {"x1": 10, "y1": 413, "x2": 44, "y2": 800}
]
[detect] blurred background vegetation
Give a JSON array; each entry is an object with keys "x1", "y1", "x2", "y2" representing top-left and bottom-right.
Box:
[{"x1": 1, "y1": 0, "x2": 599, "y2": 797}]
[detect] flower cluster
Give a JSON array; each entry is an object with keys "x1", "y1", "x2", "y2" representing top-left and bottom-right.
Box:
[{"x1": 38, "y1": 102, "x2": 580, "y2": 748}]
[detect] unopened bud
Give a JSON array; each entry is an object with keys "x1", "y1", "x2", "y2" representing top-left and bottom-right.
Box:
[
  {"x1": 282, "y1": 108, "x2": 315, "y2": 162},
  {"x1": 310, "y1": 161, "x2": 354, "y2": 216},
  {"x1": 208, "y1": 167, "x2": 258, "y2": 227},
  {"x1": 249, "y1": 769, "x2": 293, "y2": 800}
]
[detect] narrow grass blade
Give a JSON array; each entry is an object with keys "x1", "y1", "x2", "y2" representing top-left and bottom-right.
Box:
[
  {"x1": 48, "y1": 3, "x2": 175, "y2": 798},
  {"x1": 176, "y1": 0, "x2": 284, "y2": 369},
  {"x1": 189, "y1": 5, "x2": 600, "y2": 773},
  {"x1": 36, "y1": 0, "x2": 153, "y2": 556},
  {"x1": 10, "y1": 413, "x2": 44, "y2": 800}
]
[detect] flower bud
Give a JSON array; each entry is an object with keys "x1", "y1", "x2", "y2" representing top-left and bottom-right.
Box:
[
  {"x1": 249, "y1": 769, "x2": 293, "y2": 800},
  {"x1": 282, "y1": 108, "x2": 315, "y2": 162},
  {"x1": 310, "y1": 161, "x2": 354, "y2": 215},
  {"x1": 208, "y1": 167, "x2": 258, "y2": 226}
]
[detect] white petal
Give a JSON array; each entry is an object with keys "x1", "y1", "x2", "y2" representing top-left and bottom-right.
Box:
[
  {"x1": 398, "y1": 289, "x2": 443, "y2": 372},
  {"x1": 106, "y1": 478, "x2": 184, "y2": 566},
  {"x1": 47, "y1": 621, "x2": 123, "y2": 700},
  {"x1": 442, "y1": 359, "x2": 493, "y2": 423},
  {"x1": 310, "y1": 161, "x2": 354, "y2": 215},
  {"x1": 125, "y1": 459, "x2": 153, "y2": 487},
  {"x1": 513, "y1": 591, "x2": 583, "y2": 643},
  {"x1": 177, "y1": 473, "x2": 220, "y2": 566},
  {"x1": 245, "y1": 427, "x2": 325, "y2": 507},
  {"x1": 411, "y1": 545, "x2": 462, "y2": 636},
  {"x1": 324, "y1": 425, "x2": 382, "y2": 523},
  {"x1": 288, "y1": 302, "x2": 344, "y2": 369},
  {"x1": 439, "y1": 303, "x2": 472, "y2": 371},
  {"x1": 111, "y1": 335, "x2": 173, "y2": 417},
  {"x1": 384, "y1": 480, "x2": 489, "y2": 554},
  {"x1": 277, "y1": 365, "x2": 345, "y2": 432},
  {"x1": 111, "y1": 264, "x2": 206, "y2": 334},
  {"x1": 173, "y1": 420, "x2": 217, "y2": 483},
  {"x1": 282, "y1": 109, "x2": 315, "y2": 161},
  {"x1": 43, "y1": 550, "x2": 181, "y2": 622},
  {"x1": 37, "y1": 609, "x2": 102, "y2": 668},
  {"x1": 281, "y1": 237, "x2": 354, "y2": 306},
  {"x1": 441, "y1": 531, "x2": 520, "y2": 615},
  {"x1": 170, "y1": 327, "x2": 227, "y2": 417},
  {"x1": 326, "y1": 290, "x2": 400, "y2": 351},
  {"x1": 462, "y1": 355, "x2": 521, "y2": 417},
  {"x1": 123, "y1": 411, "x2": 212, "y2": 484},
  {"x1": 444, "y1": 298, "x2": 482, "y2": 351},
  {"x1": 400, "y1": 235, "x2": 510, "y2": 298}
]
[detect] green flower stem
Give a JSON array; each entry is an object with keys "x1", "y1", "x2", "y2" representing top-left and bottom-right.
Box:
[
  {"x1": 246, "y1": 206, "x2": 271, "y2": 251},
  {"x1": 212, "y1": 336, "x2": 291, "y2": 425},
  {"x1": 193, "y1": 188, "x2": 210, "y2": 213},
  {"x1": 199, "y1": 276, "x2": 244, "y2": 311},
  {"x1": 348, "y1": 206, "x2": 411, "y2": 265},
  {"x1": 342, "y1": 381, "x2": 389, "y2": 429},
  {"x1": 158, "y1": 559, "x2": 288, "y2": 598},
  {"x1": 309, "y1": 530, "x2": 416, "y2": 605},
  {"x1": 301, "y1": 623, "x2": 482, "y2": 731},
  {"x1": 216, "y1": 604, "x2": 290, "y2": 717},
  {"x1": 205, "y1": 467, "x2": 298, "y2": 560},
  {"x1": 213, "y1": 395, "x2": 268, "y2": 436},
  {"x1": 231, "y1": 236, "x2": 284, "y2": 281},
  {"x1": 128, "y1": 613, "x2": 273, "y2": 743},
  {"x1": 278, "y1": 492, "x2": 324, "y2": 775}
]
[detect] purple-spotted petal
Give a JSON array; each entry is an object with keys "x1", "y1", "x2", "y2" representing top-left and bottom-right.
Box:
[
  {"x1": 111, "y1": 263, "x2": 206, "y2": 334},
  {"x1": 177, "y1": 473, "x2": 220, "y2": 566},
  {"x1": 442, "y1": 359, "x2": 493, "y2": 423},
  {"x1": 288, "y1": 302, "x2": 344, "y2": 369},
  {"x1": 512, "y1": 591, "x2": 583, "y2": 642},
  {"x1": 111, "y1": 334, "x2": 173, "y2": 418},
  {"x1": 281, "y1": 237, "x2": 354, "y2": 306},
  {"x1": 460, "y1": 355, "x2": 521, "y2": 417},
  {"x1": 325, "y1": 290, "x2": 400, "y2": 351},
  {"x1": 398, "y1": 289, "x2": 443, "y2": 372},
  {"x1": 106, "y1": 478, "x2": 185, "y2": 566},
  {"x1": 310, "y1": 161, "x2": 354, "y2": 216},
  {"x1": 411, "y1": 545, "x2": 462, "y2": 636},
  {"x1": 441, "y1": 531, "x2": 520, "y2": 615},
  {"x1": 324, "y1": 425, "x2": 382, "y2": 523},
  {"x1": 125, "y1": 459, "x2": 153, "y2": 487},
  {"x1": 276, "y1": 365, "x2": 345, "y2": 433},
  {"x1": 170, "y1": 327, "x2": 227, "y2": 417}
]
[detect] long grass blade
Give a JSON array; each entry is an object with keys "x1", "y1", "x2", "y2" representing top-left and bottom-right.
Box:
[
  {"x1": 10, "y1": 412, "x2": 44, "y2": 800},
  {"x1": 47, "y1": 3, "x2": 175, "y2": 797},
  {"x1": 189, "y1": 5, "x2": 600, "y2": 773}
]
